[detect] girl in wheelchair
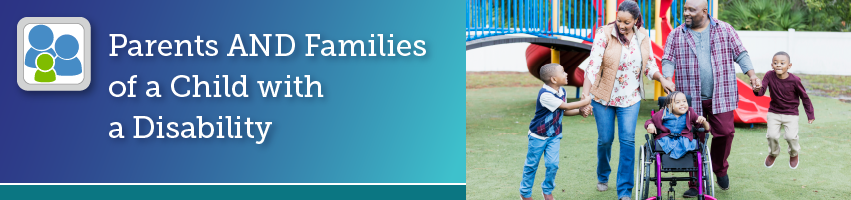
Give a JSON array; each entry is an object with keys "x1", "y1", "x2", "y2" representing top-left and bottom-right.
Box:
[
  {"x1": 638, "y1": 91, "x2": 713, "y2": 199},
  {"x1": 644, "y1": 91, "x2": 710, "y2": 159}
]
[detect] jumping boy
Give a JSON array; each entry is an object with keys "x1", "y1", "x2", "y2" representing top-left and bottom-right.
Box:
[
  {"x1": 754, "y1": 51, "x2": 815, "y2": 169},
  {"x1": 520, "y1": 63, "x2": 592, "y2": 200}
]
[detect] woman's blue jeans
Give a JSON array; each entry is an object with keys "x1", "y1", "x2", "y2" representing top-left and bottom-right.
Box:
[{"x1": 592, "y1": 101, "x2": 640, "y2": 199}]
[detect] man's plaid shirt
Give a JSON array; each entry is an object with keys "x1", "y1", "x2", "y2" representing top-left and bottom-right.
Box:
[{"x1": 662, "y1": 18, "x2": 747, "y2": 116}]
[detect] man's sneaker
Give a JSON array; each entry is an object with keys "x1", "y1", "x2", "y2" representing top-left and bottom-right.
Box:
[
  {"x1": 682, "y1": 188, "x2": 699, "y2": 198},
  {"x1": 520, "y1": 194, "x2": 533, "y2": 200},
  {"x1": 619, "y1": 196, "x2": 631, "y2": 200},
  {"x1": 717, "y1": 175, "x2": 730, "y2": 190},
  {"x1": 596, "y1": 182, "x2": 608, "y2": 192},
  {"x1": 765, "y1": 155, "x2": 777, "y2": 168},
  {"x1": 541, "y1": 192, "x2": 554, "y2": 200},
  {"x1": 790, "y1": 155, "x2": 799, "y2": 169}
]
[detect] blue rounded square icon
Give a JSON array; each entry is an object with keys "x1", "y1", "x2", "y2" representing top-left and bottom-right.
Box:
[{"x1": 17, "y1": 17, "x2": 91, "y2": 91}]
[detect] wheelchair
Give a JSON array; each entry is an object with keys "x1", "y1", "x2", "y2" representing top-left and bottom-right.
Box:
[{"x1": 635, "y1": 94, "x2": 716, "y2": 200}]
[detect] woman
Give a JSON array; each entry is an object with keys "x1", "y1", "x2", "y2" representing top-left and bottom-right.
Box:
[{"x1": 580, "y1": 1, "x2": 675, "y2": 200}]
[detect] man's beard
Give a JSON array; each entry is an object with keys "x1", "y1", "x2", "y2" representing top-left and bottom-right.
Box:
[{"x1": 686, "y1": 16, "x2": 704, "y2": 28}]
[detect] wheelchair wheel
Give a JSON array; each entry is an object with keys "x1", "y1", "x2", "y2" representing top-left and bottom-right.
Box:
[
  {"x1": 634, "y1": 147, "x2": 641, "y2": 200},
  {"x1": 703, "y1": 146, "x2": 715, "y2": 196},
  {"x1": 635, "y1": 147, "x2": 645, "y2": 200},
  {"x1": 642, "y1": 149, "x2": 652, "y2": 199},
  {"x1": 635, "y1": 145, "x2": 652, "y2": 200}
]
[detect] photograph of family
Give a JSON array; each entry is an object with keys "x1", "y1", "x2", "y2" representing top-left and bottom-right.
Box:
[{"x1": 466, "y1": 0, "x2": 850, "y2": 199}]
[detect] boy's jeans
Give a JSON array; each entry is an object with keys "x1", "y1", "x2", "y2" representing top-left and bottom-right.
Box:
[
  {"x1": 520, "y1": 133, "x2": 562, "y2": 198},
  {"x1": 592, "y1": 101, "x2": 639, "y2": 199},
  {"x1": 767, "y1": 112, "x2": 801, "y2": 157}
]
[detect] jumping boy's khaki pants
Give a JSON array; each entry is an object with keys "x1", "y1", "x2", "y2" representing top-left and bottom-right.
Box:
[{"x1": 767, "y1": 112, "x2": 801, "y2": 157}]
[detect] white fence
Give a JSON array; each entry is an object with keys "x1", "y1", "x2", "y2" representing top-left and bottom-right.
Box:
[{"x1": 467, "y1": 29, "x2": 851, "y2": 75}]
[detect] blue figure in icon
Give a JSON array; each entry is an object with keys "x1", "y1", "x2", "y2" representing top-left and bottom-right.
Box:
[
  {"x1": 53, "y1": 34, "x2": 82, "y2": 76},
  {"x1": 24, "y1": 25, "x2": 56, "y2": 68},
  {"x1": 24, "y1": 25, "x2": 82, "y2": 79}
]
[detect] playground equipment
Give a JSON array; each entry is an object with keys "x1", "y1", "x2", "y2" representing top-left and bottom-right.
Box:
[
  {"x1": 734, "y1": 78, "x2": 771, "y2": 126},
  {"x1": 466, "y1": 0, "x2": 767, "y2": 124}
]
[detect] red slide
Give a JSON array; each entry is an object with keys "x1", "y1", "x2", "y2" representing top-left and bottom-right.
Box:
[
  {"x1": 734, "y1": 78, "x2": 770, "y2": 124},
  {"x1": 525, "y1": 44, "x2": 588, "y2": 87}
]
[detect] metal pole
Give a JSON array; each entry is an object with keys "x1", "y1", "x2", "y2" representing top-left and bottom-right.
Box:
[
  {"x1": 712, "y1": 0, "x2": 718, "y2": 18},
  {"x1": 551, "y1": 0, "x2": 560, "y2": 64},
  {"x1": 606, "y1": 0, "x2": 616, "y2": 24},
  {"x1": 553, "y1": 0, "x2": 559, "y2": 35},
  {"x1": 654, "y1": 0, "x2": 663, "y2": 100}
]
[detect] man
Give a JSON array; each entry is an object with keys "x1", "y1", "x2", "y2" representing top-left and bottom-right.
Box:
[{"x1": 660, "y1": 0, "x2": 762, "y2": 198}]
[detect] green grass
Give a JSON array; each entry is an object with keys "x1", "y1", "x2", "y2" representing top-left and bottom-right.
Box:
[
  {"x1": 466, "y1": 85, "x2": 851, "y2": 199},
  {"x1": 466, "y1": 72, "x2": 543, "y2": 89}
]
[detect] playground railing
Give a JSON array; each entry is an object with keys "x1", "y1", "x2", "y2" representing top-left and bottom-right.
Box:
[
  {"x1": 466, "y1": 0, "x2": 606, "y2": 42},
  {"x1": 466, "y1": 0, "x2": 714, "y2": 43}
]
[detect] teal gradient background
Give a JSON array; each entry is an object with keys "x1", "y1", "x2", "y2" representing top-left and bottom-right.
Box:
[{"x1": 0, "y1": 0, "x2": 463, "y2": 183}]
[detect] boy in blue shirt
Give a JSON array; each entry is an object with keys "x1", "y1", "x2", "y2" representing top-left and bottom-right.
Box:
[{"x1": 521, "y1": 63, "x2": 592, "y2": 200}]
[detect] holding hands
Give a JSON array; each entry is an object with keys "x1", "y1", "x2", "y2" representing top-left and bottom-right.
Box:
[
  {"x1": 749, "y1": 74, "x2": 762, "y2": 90},
  {"x1": 581, "y1": 104, "x2": 593, "y2": 118},
  {"x1": 580, "y1": 94, "x2": 593, "y2": 118},
  {"x1": 561, "y1": 94, "x2": 594, "y2": 117}
]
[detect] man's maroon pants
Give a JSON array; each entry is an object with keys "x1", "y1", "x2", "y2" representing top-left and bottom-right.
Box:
[{"x1": 689, "y1": 99, "x2": 735, "y2": 189}]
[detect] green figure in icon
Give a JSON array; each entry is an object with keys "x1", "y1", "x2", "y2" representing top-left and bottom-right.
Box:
[{"x1": 34, "y1": 53, "x2": 56, "y2": 82}]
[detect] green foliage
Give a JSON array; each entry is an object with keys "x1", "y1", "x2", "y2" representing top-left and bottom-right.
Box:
[
  {"x1": 771, "y1": 0, "x2": 808, "y2": 30},
  {"x1": 720, "y1": 0, "x2": 851, "y2": 32},
  {"x1": 719, "y1": 0, "x2": 806, "y2": 31}
]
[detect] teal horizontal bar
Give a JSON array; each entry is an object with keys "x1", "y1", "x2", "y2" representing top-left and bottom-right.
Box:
[{"x1": 0, "y1": 185, "x2": 465, "y2": 200}]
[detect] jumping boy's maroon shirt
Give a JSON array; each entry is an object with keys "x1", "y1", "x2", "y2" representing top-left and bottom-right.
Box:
[{"x1": 754, "y1": 71, "x2": 815, "y2": 120}]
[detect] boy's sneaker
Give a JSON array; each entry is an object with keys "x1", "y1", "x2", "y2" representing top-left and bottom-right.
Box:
[
  {"x1": 596, "y1": 182, "x2": 608, "y2": 191},
  {"x1": 717, "y1": 175, "x2": 730, "y2": 190},
  {"x1": 541, "y1": 192, "x2": 554, "y2": 200},
  {"x1": 519, "y1": 195, "x2": 533, "y2": 200},
  {"x1": 619, "y1": 197, "x2": 631, "y2": 200},
  {"x1": 790, "y1": 156, "x2": 799, "y2": 169},
  {"x1": 682, "y1": 188, "x2": 698, "y2": 198},
  {"x1": 765, "y1": 155, "x2": 776, "y2": 168}
]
